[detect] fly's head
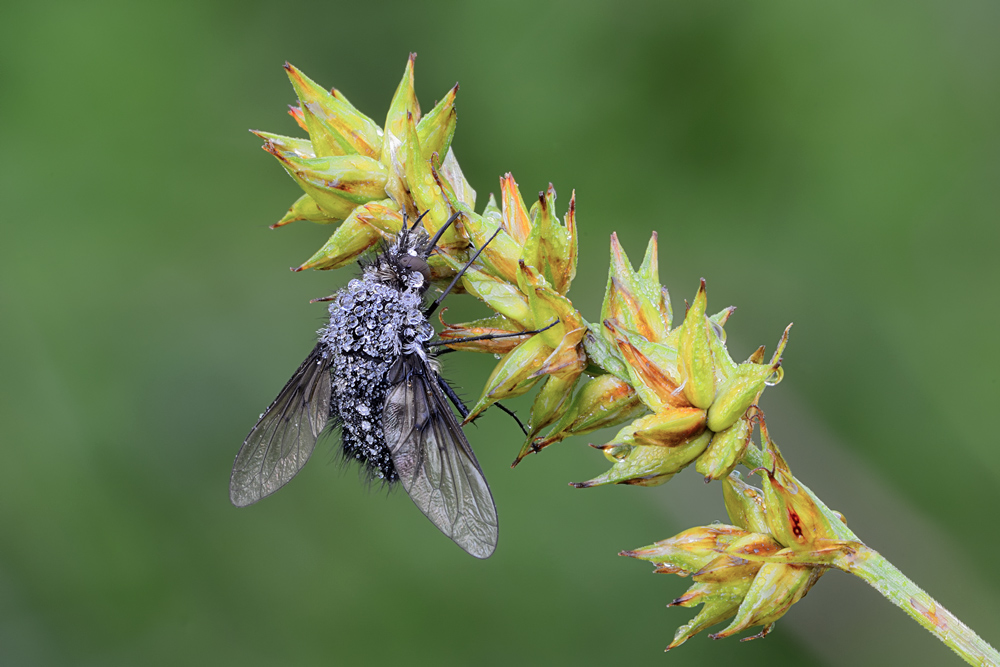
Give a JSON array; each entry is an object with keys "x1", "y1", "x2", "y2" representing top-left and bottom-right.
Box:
[{"x1": 372, "y1": 226, "x2": 433, "y2": 294}]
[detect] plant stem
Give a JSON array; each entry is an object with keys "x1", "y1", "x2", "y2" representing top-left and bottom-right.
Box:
[
  {"x1": 741, "y1": 446, "x2": 999, "y2": 666},
  {"x1": 849, "y1": 550, "x2": 999, "y2": 667}
]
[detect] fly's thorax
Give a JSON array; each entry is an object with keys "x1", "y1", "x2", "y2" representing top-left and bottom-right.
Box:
[{"x1": 319, "y1": 273, "x2": 434, "y2": 361}]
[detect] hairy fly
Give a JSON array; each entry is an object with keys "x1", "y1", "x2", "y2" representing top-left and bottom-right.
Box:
[{"x1": 230, "y1": 214, "x2": 503, "y2": 558}]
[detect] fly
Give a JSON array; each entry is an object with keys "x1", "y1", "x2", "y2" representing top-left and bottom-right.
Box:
[{"x1": 230, "y1": 212, "x2": 547, "y2": 558}]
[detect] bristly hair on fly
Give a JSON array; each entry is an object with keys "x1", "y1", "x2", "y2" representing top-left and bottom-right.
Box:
[{"x1": 230, "y1": 212, "x2": 536, "y2": 559}]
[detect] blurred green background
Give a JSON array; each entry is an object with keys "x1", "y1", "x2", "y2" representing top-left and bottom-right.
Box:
[{"x1": 2, "y1": 1, "x2": 998, "y2": 665}]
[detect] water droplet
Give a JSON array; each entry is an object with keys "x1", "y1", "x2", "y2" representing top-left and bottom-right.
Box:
[
  {"x1": 765, "y1": 367, "x2": 784, "y2": 386},
  {"x1": 604, "y1": 444, "x2": 630, "y2": 460},
  {"x1": 711, "y1": 321, "x2": 726, "y2": 342}
]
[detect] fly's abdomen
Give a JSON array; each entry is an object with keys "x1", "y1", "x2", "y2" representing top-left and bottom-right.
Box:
[{"x1": 319, "y1": 275, "x2": 432, "y2": 482}]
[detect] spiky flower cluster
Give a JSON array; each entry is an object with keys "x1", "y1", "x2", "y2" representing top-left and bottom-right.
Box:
[
  {"x1": 562, "y1": 233, "x2": 791, "y2": 487},
  {"x1": 256, "y1": 55, "x2": 473, "y2": 275},
  {"x1": 255, "y1": 56, "x2": 857, "y2": 650},
  {"x1": 621, "y1": 415, "x2": 859, "y2": 648}
]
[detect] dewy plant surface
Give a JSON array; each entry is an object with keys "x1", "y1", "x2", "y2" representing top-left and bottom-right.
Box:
[{"x1": 248, "y1": 55, "x2": 999, "y2": 665}]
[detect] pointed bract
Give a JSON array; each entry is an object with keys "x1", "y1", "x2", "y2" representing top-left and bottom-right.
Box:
[
  {"x1": 572, "y1": 430, "x2": 711, "y2": 488},
  {"x1": 601, "y1": 233, "x2": 669, "y2": 343},
  {"x1": 262, "y1": 141, "x2": 389, "y2": 218},
  {"x1": 403, "y1": 111, "x2": 456, "y2": 243},
  {"x1": 271, "y1": 193, "x2": 340, "y2": 228},
  {"x1": 438, "y1": 148, "x2": 476, "y2": 209},
  {"x1": 518, "y1": 374, "x2": 644, "y2": 464},
  {"x1": 604, "y1": 319, "x2": 686, "y2": 412},
  {"x1": 621, "y1": 524, "x2": 748, "y2": 571},
  {"x1": 284, "y1": 63, "x2": 382, "y2": 158},
  {"x1": 294, "y1": 201, "x2": 403, "y2": 271},
  {"x1": 416, "y1": 84, "x2": 458, "y2": 169},
  {"x1": 678, "y1": 279, "x2": 717, "y2": 409}
]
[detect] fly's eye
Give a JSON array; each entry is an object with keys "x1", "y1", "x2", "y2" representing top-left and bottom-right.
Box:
[{"x1": 397, "y1": 255, "x2": 432, "y2": 284}]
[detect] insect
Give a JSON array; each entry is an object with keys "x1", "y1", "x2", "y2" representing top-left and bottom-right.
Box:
[{"x1": 230, "y1": 212, "x2": 542, "y2": 558}]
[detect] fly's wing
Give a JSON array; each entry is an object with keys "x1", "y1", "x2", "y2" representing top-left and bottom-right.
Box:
[
  {"x1": 383, "y1": 357, "x2": 499, "y2": 559},
  {"x1": 230, "y1": 344, "x2": 332, "y2": 507}
]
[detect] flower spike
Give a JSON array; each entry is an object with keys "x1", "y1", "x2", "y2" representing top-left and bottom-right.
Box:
[{"x1": 248, "y1": 59, "x2": 999, "y2": 665}]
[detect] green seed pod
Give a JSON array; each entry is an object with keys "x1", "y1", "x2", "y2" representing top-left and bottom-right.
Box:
[
  {"x1": 380, "y1": 55, "x2": 421, "y2": 212},
  {"x1": 710, "y1": 562, "x2": 825, "y2": 640},
  {"x1": 620, "y1": 524, "x2": 749, "y2": 572},
  {"x1": 666, "y1": 579, "x2": 753, "y2": 650},
  {"x1": 516, "y1": 374, "x2": 645, "y2": 465},
  {"x1": 251, "y1": 130, "x2": 317, "y2": 160},
  {"x1": 581, "y1": 326, "x2": 632, "y2": 382},
  {"x1": 451, "y1": 264, "x2": 532, "y2": 326},
  {"x1": 271, "y1": 193, "x2": 340, "y2": 228},
  {"x1": 460, "y1": 211, "x2": 520, "y2": 283},
  {"x1": 611, "y1": 408, "x2": 707, "y2": 448},
  {"x1": 523, "y1": 372, "x2": 581, "y2": 446},
  {"x1": 722, "y1": 471, "x2": 770, "y2": 535},
  {"x1": 717, "y1": 532, "x2": 784, "y2": 566},
  {"x1": 604, "y1": 319, "x2": 685, "y2": 412},
  {"x1": 706, "y1": 364, "x2": 770, "y2": 432},
  {"x1": 693, "y1": 553, "x2": 763, "y2": 585},
  {"x1": 757, "y1": 419, "x2": 841, "y2": 550},
  {"x1": 464, "y1": 333, "x2": 550, "y2": 421},
  {"x1": 538, "y1": 186, "x2": 577, "y2": 295},
  {"x1": 697, "y1": 413, "x2": 754, "y2": 481},
  {"x1": 571, "y1": 430, "x2": 712, "y2": 488},
  {"x1": 294, "y1": 202, "x2": 403, "y2": 271},
  {"x1": 264, "y1": 146, "x2": 389, "y2": 216},
  {"x1": 402, "y1": 112, "x2": 453, "y2": 238},
  {"x1": 678, "y1": 280, "x2": 716, "y2": 409},
  {"x1": 706, "y1": 324, "x2": 790, "y2": 432},
  {"x1": 600, "y1": 233, "x2": 669, "y2": 343}
]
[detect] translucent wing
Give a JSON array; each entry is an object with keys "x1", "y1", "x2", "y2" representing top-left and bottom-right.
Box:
[
  {"x1": 383, "y1": 357, "x2": 499, "y2": 559},
  {"x1": 230, "y1": 344, "x2": 332, "y2": 507}
]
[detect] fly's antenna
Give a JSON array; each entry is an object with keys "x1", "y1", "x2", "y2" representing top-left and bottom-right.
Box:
[
  {"x1": 424, "y1": 225, "x2": 502, "y2": 318},
  {"x1": 409, "y1": 210, "x2": 430, "y2": 231},
  {"x1": 423, "y1": 211, "x2": 462, "y2": 257}
]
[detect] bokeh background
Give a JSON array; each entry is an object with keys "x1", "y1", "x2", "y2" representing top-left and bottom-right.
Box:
[{"x1": 2, "y1": 1, "x2": 999, "y2": 665}]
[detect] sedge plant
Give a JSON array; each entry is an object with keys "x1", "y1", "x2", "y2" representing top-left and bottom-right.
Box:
[{"x1": 248, "y1": 55, "x2": 999, "y2": 665}]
